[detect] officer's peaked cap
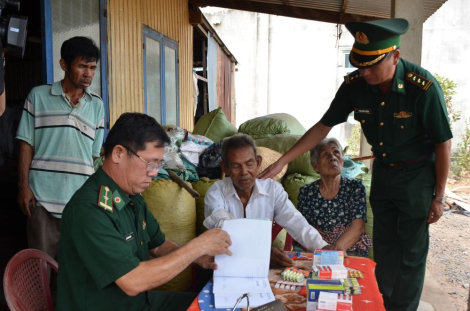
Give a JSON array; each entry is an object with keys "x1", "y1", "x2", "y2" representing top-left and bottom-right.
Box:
[{"x1": 346, "y1": 18, "x2": 409, "y2": 69}]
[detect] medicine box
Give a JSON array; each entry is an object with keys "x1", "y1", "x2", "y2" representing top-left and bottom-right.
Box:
[
  {"x1": 306, "y1": 279, "x2": 345, "y2": 311},
  {"x1": 316, "y1": 265, "x2": 348, "y2": 280},
  {"x1": 313, "y1": 250, "x2": 344, "y2": 266},
  {"x1": 317, "y1": 292, "x2": 353, "y2": 311}
]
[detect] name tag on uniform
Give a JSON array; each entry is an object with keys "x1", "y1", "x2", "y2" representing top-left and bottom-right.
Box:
[
  {"x1": 354, "y1": 108, "x2": 372, "y2": 114},
  {"x1": 125, "y1": 233, "x2": 135, "y2": 241},
  {"x1": 394, "y1": 111, "x2": 413, "y2": 118}
]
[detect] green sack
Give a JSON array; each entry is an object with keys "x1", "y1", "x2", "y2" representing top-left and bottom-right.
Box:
[
  {"x1": 272, "y1": 229, "x2": 288, "y2": 250},
  {"x1": 283, "y1": 173, "x2": 320, "y2": 208},
  {"x1": 193, "y1": 107, "x2": 237, "y2": 142},
  {"x1": 256, "y1": 134, "x2": 316, "y2": 176},
  {"x1": 355, "y1": 172, "x2": 374, "y2": 260},
  {"x1": 191, "y1": 177, "x2": 219, "y2": 236},
  {"x1": 238, "y1": 113, "x2": 306, "y2": 139},
  {"x1": 142, "y1": 179, "x2": 196, "y2": 291}
]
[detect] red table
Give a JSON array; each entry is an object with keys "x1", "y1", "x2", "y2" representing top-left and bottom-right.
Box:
[{"x1": 188, "y1": 256, "x2": 384, "y2": 311}]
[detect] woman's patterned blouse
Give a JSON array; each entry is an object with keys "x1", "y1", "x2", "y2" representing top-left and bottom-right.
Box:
[{"x1": 298, "y1": 177, "x2": 371, "y2": 257}]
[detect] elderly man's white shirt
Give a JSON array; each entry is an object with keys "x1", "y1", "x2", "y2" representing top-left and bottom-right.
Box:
[{"x1": 204, "y1": 177, "x2": 327, "y2": 251}]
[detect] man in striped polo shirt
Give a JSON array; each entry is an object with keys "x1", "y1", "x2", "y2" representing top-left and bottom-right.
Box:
[{"x1": 16, "y1": 37, "x2": 105, "y2": 259}]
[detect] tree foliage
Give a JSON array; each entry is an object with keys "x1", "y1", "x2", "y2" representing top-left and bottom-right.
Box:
[{"x1": 435, "y1": 74, "x2": 460, "y2": 131}]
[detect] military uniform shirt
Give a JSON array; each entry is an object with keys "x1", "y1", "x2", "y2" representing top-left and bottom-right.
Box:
[
  {"x1": 321, "y1": 58, "x2": 452, "y2": 164},
  {"x1": 57, "y1": 167, "x2": 166, "y2": 311}
]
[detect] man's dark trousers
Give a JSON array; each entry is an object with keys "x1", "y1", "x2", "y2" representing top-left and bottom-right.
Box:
[{"x1": 370, "y1": 158, "x2": 435, "y2": 311}]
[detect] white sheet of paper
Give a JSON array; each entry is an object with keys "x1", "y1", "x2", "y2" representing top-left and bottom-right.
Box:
[
  {"x1": 213, "y1": 218, "x2": 273, "y2": 309},
  {"x1": 213, "y1": 276, "x2": 271, "y2": 293},
  {"x1": 214, "y1": 218, "x2": 271, "y2": 278},
  {"x1": 214, "y1": 291, "x2": 275, "y2": 308}
]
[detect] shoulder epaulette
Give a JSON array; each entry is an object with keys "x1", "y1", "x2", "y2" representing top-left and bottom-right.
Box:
[
  {"x1": 344, "y1": 72, "x2": 364, "y2": 85},
  {"x1": 405, "y1": 72, "x2": 433, "y2": 92},
  {"x1": 98, "y1": 185, "x2": 113, "y2": 213}
]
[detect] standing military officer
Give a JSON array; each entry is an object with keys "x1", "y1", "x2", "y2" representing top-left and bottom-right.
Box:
[{"x1": 259, "y1": 18, "x2": 452, "y2": 310}]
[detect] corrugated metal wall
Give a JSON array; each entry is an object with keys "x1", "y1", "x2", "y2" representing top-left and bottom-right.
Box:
[
  {"x1": 107, "y1": 0, "x2": 194, "y2": 130},
  {"x1": 216, "y1": 45, "x2": 233, "y2": 123}
]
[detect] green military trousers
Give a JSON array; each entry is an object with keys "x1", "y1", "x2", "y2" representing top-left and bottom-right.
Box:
[{"x1": 370, "y1": 158, "x2": 435, "y2": 311}]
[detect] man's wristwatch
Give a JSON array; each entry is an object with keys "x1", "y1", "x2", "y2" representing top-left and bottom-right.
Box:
[{"x1": 434, "y1": 196, "x2": 446, "y2": 204}]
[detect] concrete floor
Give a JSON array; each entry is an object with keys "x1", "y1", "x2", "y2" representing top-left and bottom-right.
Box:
[{"x1": 419, "y1": 270, "x2": 457, "y2": 311}]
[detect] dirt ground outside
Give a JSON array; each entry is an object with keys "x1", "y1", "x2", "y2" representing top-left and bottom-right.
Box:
[{"x1": 427, "y1": 175, "x2": 470, "y2": 311}]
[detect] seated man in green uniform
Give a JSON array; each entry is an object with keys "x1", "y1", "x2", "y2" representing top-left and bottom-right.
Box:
[
  {"x1": 57, "y1": 112, "x2": 233, "y2": 311},
  {"x1": 259, "y1": 18, "x2": 452, "y2": 311}
]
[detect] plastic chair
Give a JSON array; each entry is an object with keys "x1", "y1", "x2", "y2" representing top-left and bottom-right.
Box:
[
  {"x1": 3, "y1": 249, "x2": 58, "y2": 311},
  {"x1": 272, "y1": 222, "x2": 294, "y2": 251}
]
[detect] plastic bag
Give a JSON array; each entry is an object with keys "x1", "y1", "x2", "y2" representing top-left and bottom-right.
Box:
[
  {"x1": 162, "y1": 127, "x2": 187, "y2": 171},
  {"x1": 180, "y1": 133, "x2": 213, "y2": 166},
  {"x1": 196, "y1": 141, "x2": 223, "y2": 179},
  {"x1": 341, "y1": 156, "x2": 367, "y2": 178}
]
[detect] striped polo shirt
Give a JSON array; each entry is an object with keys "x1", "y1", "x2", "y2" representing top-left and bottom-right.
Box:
[{"x1": 17, "y1": 81, "x2": 105, "y2": 218}]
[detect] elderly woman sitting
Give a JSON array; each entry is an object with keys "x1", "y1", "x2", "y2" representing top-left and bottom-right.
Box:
[{"x1": 297, "y1": 138, "x2": 372, "y2": 257}]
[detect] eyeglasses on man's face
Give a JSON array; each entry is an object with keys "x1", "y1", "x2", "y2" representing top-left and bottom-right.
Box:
[{"x1": 124, "y1": 146, "x2": 165, "y2": 172}]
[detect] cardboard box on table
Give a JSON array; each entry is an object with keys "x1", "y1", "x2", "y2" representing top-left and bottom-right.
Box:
[
  {"x1": 306, "y1": 279, "x2": 345, "y2": 311},
  {"x1": 317, "y1": 292, "x2": 352, "y2": 311}
]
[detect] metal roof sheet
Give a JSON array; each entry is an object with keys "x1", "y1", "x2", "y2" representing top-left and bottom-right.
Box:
[{"x1": 189, "y1": 0, "x2": 448, "y2": 23}]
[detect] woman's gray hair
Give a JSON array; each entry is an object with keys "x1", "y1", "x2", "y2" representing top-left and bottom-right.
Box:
[
  {"x1": 221, "y1": 134, "x2": 258, "y2": 165},
  {"x1": 310, "y1": 137, "x2": 344, "y2": 165}
]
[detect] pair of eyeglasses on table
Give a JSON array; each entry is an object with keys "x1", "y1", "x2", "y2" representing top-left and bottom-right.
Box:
[{"x1": 232, "y1": 292, "x2": 251, "y2": 311}]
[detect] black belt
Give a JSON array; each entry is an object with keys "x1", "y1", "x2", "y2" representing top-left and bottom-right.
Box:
[{"x1": 387, "y1": 153, "x2": 433, "y2": 168}]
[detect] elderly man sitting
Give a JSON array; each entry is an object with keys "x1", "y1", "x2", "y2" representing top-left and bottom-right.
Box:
[{"x1": 204, "y1": 134, "x2": 332, "y2": 267}]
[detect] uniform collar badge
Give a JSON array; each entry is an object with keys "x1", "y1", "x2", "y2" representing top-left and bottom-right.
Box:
[
  {"x1": 98, "y1": 186, "x2": 113, "y2": 213},
  {"x1": 142, "y1": 220, "x2": 147, "y2": 230},
  {"x1": 355, "y1": 31, "x2": 370, "y2": 44},
  {"x1": 112, "y1": 189, "x2": 126, "y2": 211}
]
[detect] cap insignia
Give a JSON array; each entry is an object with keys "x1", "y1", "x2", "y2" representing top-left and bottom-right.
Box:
[
  {"x1": 405, "y1": 72, "x2": 433, "y2": 92},
  {"x1": 98, "y1": 186, "x2": 113, "y2": 213},
  {"x1": 355, "y1": 32, "x2": 370, "y2": 44}
]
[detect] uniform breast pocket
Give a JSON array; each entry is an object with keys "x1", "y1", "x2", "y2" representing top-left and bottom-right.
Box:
[
  {"x1": 393, "y1": 114, "x2": 416, "y2": 146},
  {"x1": 354, "y1": 111, "x2": 375, "y2": 134}
]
